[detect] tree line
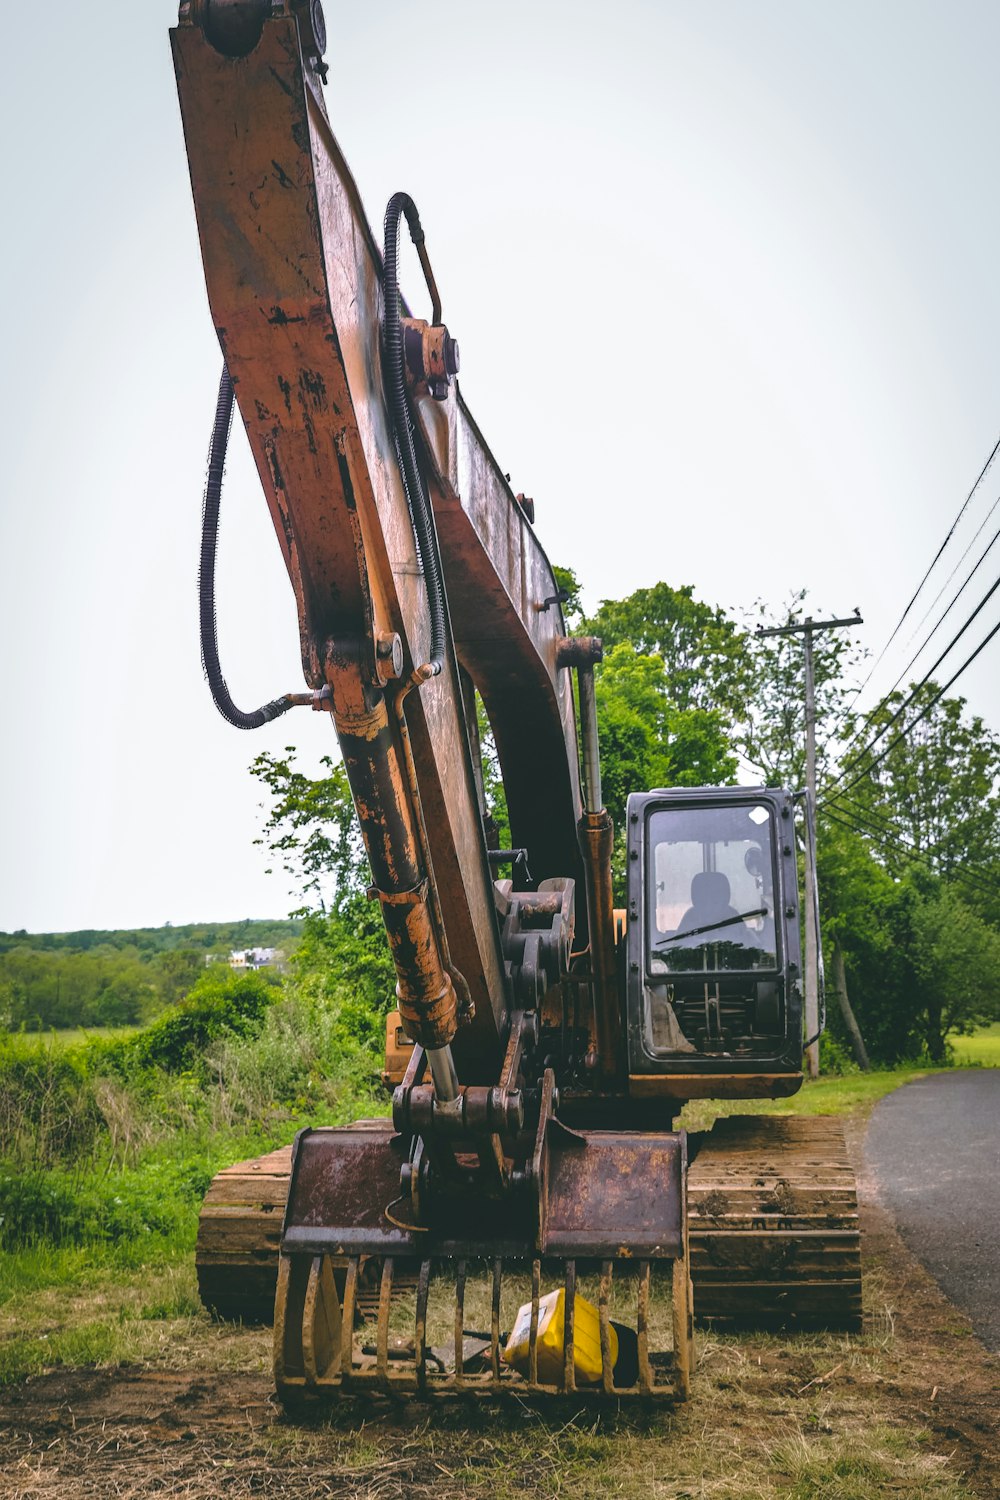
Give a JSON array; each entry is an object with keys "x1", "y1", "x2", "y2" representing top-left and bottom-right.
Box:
[{"x1": 0, "y1": 919, "x2": 302, "y2": 1032}]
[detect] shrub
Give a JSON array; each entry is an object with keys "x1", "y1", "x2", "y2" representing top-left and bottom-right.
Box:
[
  {"x1": 126, "y1": 968, "x2": 281, "y2": 1075},
  {"x1": 817, "y1": 1031, "x2": 858, "y2": 1076}
]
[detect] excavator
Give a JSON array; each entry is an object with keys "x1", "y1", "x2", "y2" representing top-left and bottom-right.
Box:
[{"x1": 171, "y1": 0, "x2": 861, "y2": 1402}]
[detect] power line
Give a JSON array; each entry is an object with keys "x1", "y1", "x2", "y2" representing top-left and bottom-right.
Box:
[
  {"x1": 826, "y1": 794, "x2": 997, "y2": 894},
  {"x1": 831, "y1": 506, "x2": 1000, "y2": 769},
  {"x1": 821, "y1": 803, "x2": 996, "y2": 902},
  {"x1": 827, "y1": 570, "x2": 1000, "y2": 793},
  {"x1": 839, "y1": 429, "x2": 1000, "y2": 714},
  {"x1": 825, "y1": 804, "x2": 997, "y2": 902},
  {"x1": 894, "y1": 495, "x2": 1000, "y2": 671},
  {"x1": 825, "y1": 609, "x2": 1000, "y2": 803}
]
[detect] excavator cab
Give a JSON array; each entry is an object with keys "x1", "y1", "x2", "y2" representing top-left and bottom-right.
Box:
[{"x1": 625, "y1": 788, "x2": 805, "y2": 1097}]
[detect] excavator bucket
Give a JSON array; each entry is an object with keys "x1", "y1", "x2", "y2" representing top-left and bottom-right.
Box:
[{"x1": 273, "y1": 1121, "x2": 694, "y2": 1402}]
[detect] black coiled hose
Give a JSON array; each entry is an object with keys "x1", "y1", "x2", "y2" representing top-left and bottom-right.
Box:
[
  {"x1": 383, "y1": 192, "x2": 446, "y2": 677},
  {"x1": 199, "y1": 364, "x2": 297, "y2": 729}
]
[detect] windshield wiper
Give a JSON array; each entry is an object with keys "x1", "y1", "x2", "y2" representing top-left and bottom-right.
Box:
[{"x1": 655, "y1": 907, "x2": 768, "y2": 948}]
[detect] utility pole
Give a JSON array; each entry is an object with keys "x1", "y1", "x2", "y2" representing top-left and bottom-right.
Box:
[{"x1": 755, "y1": 610, "x2": 862, "y2": 1078}]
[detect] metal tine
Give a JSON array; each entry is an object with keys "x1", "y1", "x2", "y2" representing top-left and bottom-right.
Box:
[
  {"x1": 490, "y1": 1259, "x2": 502, "y2": 1381},
  {"x1": 672, "y1": 1255, "x2": 692, "y2": 1401},
  {"x1": 301, "y1": 1255, "x2": 322, "y2": 1388},
  {"x1": 562, "y1": 1260, "x2": 576, "y2": 1394},
  {"x1": 454, "y1": 1260, "x2": 467, "y2": 1388},
  {"x1": 528, "y1": 1259, "x2": 541, "y2": 1387},
  {"x1": 415, "y1": 1259, "x2": 431, "y2": 1392},
  {"x1": 598, "y1": 1260, "x2": 615, "y2": 1396},
  {"x1": 341, "y1": 1258, "x2": 359, "y2": 1383},
  {"x1": 376, "y1": 1258, "x2": 394, "y2": 1386},
  {"x1": 637, "y1": 1260, "x2": 653, "y2": 1395}
]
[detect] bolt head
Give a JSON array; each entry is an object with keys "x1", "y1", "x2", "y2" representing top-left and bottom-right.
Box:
[{"x1": 376, "y1": 632, "x2": 404, "y2": 680}]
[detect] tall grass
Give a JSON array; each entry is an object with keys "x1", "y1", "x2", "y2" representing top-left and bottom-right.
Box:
[{"x1": 0, "y1": 966, "x2": 389, "y2": 1275}]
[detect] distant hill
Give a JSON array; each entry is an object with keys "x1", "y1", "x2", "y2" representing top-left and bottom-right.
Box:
[
  {"x1": 0, "y1": 920, "x2": 303, "y2": 1032},
  {"x1": 0, "y1": 919, "x2": 302, "y2": 957}
]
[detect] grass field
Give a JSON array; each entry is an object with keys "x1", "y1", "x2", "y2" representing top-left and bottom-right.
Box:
[
  {"x1": 949, "y1": 1021, "x2": 1000, "y2": 1066},
  {"x1": 9, "y1": 1024, "x2": 141, "y2": 1049}
]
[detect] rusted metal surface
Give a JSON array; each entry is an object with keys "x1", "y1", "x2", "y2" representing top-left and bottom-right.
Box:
[
  {"x1": 555, "y1": 635, "x2": 603, "y2": 669},
  {"x1": 281, "y1": 1118, "x2": 684, "y2": 1259},
  {"x1": 401, "y1": 317, "x2": 460, "y2": 396},
  {"x1": 173, "y1": 7, "x2": 857, "y2": 1390},
  {"x1": 196, "y1": 1115, "x2": 854, "y2": 1346},
  {"x1": 628, "y1": 1072, "x2": 804, "y2": 1100},
  {"x1": 271, "y1": 1100, "x2": 693, "y2": 1402},
  {"x1": 579, "y1": 809, "x2": 622, "y2": 1082},
  {"x1": 543, "y1": 1130, "x2": 685, "y2": 1259}
]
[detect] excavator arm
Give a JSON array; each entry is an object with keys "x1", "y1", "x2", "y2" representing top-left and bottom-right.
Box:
[{"x1": 172, "y1": 4, "x2": 596, "y2": 1091}]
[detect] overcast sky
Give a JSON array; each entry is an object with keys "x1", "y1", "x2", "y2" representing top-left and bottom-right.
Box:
[{"x1": 3, "y1": 1, "x2": 999, "y2": 934}]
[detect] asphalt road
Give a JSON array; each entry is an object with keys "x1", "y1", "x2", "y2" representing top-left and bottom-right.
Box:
[{"x1": 865, "y1": 1070, "x2": 1000, "y2": 1352}]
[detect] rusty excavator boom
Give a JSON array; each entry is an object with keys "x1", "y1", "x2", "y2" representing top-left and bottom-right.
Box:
[{"x1": 172, "y1": 0, "x2": 861, "y2": 1403}]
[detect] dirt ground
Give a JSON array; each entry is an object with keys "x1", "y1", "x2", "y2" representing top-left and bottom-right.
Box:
[{"x1": 0, "y1": 1122, "x2": 997, "y2": 1500}]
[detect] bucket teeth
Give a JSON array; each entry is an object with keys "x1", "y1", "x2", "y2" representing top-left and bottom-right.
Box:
[{"x1": 274, "y1": 1252, "x2": 694, "y2": 1403}]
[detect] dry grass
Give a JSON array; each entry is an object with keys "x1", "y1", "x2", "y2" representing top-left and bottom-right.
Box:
[{"x1": 0, "y1": 1257, "x2": 983, "y2": 1500}]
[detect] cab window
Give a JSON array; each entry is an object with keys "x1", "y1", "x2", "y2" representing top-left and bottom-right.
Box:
[{"x1": 647, "y1": 802, "x2": 779, "y2": 974}]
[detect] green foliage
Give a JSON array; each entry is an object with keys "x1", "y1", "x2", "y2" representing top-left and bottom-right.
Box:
[
  {"x1": 126, "y1": 968, "x2": 280, "y2": 1074},
  {"x1": 0, "y1": 961, "x2": 388, "y2": 1263},
  {"x1": 818, "y1": 683, "x2": 1000, "y2": 1065},
  {"x1": 818, "y1": 819, "x2": 1000, "y2": 1064},
  {"x1": 0, "y1": 1157, "x2": 208, "y2": 1247},
  {"x1": 249, "y1": 749, "x2": 396, "y2": 1051},
  {"x1": 0, "y1": 919, "x2": 299, "y2": 1033},
  {"x1": 251, "y1": 749, "x2": 367, "y2": 911},
  {"x1": 476, "y1": 694, "x2": 511, "y2": 850},
  {"x1": 0, "y1": 917, "x2": 301, "y2": 958},
  {"x1": 818, "y1": 1030, "x2": 858, "y2": 1076},
  {"x1": 584, "y1": 580, "x2": 749, "y2": 718},
  {"x1": 830, "y1": 683, "x2": 1000, "y2": 912},
  {"x1": 0, "y1": 1036, "x2": 105, "y2": 1168},
  {"x1": 583, "y1": 589, "x2": 741, "y2": 828},
  {"x1": 551, "y1": 563, "x2": 584, "y2": 626}
]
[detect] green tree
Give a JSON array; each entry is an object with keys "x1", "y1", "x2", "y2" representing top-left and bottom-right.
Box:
[
  {"x1": 250, "y1": 749, "x2": 396, "y2": 1030},
  {"x1": 551, "y1": 564, "x2": 584, "y2": 627},
  {"x1": 251, "y1": 749, "x2": 367, "y2": 912},
  {"x1": 828, "y1": 684, "x2": 1000, "y2": 910},
  {"x1": 594, "y1": 642, "x2": 737, "y2": 827},
  {"x1": 909, "y1": 874, "x2": 1000, "y2": 1061},
  {"x1": 584, "y1": 581, "x2": 749, "y2": 717}
]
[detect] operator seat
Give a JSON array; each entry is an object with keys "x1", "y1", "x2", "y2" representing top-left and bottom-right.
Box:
[{"x1": 675, "y1": 871, "x2": 740, "y2": 941}]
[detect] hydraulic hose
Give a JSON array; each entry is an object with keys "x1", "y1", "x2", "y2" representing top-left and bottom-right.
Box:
[
  {"x1": 199, "y1": 364, "x2": 298, "y2": 729},
  {"x1": 382, "y1": 192, "x2": 446, "y2": 678}
]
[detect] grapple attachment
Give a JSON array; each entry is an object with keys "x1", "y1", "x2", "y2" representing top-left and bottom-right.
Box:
[{"x1": 273, "y1": 1118, "x2": 694, "y2": 1402}]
